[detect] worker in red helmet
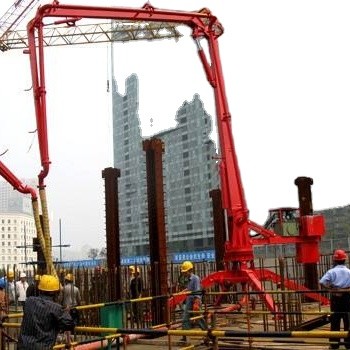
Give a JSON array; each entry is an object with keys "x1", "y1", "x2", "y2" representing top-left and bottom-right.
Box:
[{"x1": 320, "y1": 249, "x2": 350, "y2": 350}]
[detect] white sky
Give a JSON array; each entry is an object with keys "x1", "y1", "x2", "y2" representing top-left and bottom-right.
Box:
[{"x1": 0, "y1": 0, "x2": 349, "y2": 256}]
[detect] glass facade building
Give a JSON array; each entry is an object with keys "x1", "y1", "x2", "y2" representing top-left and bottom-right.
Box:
[{"x1": 112, "y1": 74, "x2": 220, "y2": 257}]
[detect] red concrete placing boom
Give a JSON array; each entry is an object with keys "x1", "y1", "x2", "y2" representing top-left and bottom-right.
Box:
[{"x1": 23, "y1": 1, "x2": 328, "y2": 312}]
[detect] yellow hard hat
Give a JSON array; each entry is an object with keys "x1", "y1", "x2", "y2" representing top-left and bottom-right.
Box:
[
  {"x1": 38, "y1": 274, "x2": 60, "y2": 292},
  {"x1": 181, "y1": 261, "x2": 193, "y2": 272},
  {"x1": 65, "y1": 273, "x2": 74, "y2": 282},
  {"x1": 7, "y1": 271, "x2": 14, "y2": 278},
  {"x1": 129, "y1": 265, "x2": 140, "y2": 273},
  {"x1": 34, "y1": 274, "x2": 41, "y2": 281}
]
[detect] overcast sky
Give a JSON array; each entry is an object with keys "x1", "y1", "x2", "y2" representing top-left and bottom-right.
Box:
[{"x1": 0, "y1": 0, "x2": 349, "y2": 257}]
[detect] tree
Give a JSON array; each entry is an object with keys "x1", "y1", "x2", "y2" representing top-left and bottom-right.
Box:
[
  {"x1": 88, "y1": 248, "x2": 99, "y2": 260},
  {"x1": 99, "y1": 247, "x2": 107, "y2": 258}
]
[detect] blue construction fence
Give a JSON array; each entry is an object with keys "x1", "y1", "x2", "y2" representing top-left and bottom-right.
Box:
[{"x1": 59, "y1": 249, "x2": 216, "y2": 268}]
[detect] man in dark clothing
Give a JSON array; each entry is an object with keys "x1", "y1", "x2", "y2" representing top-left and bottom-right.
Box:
[
  {"x1": 320, "y1": 249, "x2": 350, "y2": 350},
  {"x1": 58, "y1": 273, "x2": 82, "y2": 326},
  {"x1": 18, "y1": 274, "x2": 74, "y2": 350},
  {"x1": 129, "y1": 265, "x2": 143, "y2": 324},
  {"x1": 26, "y1": 274, "x2": 41, "y2": 298}
]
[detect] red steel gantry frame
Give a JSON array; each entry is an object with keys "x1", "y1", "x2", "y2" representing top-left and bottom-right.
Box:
[{"x1": 26, "y1": 1, "x2": 328, "y2": 312}]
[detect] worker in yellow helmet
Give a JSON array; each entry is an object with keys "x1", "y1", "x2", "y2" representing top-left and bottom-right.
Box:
[
  {"x1": 179, "y1": 260, "x2": 208, "y2": 345},
  {"x1": 18, "y1": 274, "x2": 74, "y2": 349},
  {"x1": 59, "y1": 273, "x2": 82, "y2": 328},
  {"x1": 128, "y1": 265, "x2": 143, "y2": 325}
]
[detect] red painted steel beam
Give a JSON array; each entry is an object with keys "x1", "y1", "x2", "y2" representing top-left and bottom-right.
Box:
[
  {"x1": 25, "y1": 2, "x2": 327, "y2": 315},
  {"x1": 0, "y1": 160, "x2": 37, "y2": 199}
]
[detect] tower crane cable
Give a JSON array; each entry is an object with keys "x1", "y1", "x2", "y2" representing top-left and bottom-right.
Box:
[{"x1": 0, "y1": 149, "x2": 9, "y2": 157}]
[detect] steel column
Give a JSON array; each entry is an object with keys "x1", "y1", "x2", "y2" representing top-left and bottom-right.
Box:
[
  {"x1": 102, "y1": 167, "x2": 121, "y2": 301},
  {"x1": 210, "y1": 189, "x2": 226, "y2": 271},
  {"x1": 143, "y1": 138, "x2": 168, "y2": 325},
  {"x1": 294, "y1": 176, "x2": 319, "y2": 293}
]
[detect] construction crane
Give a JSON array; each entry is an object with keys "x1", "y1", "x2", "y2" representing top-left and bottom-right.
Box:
[
  {"x1": 23, "y1": 1, "x2": 328, "y2": 315},
  {"x1": 0, "y1": 0, "x2": 182, "y2": 51},
  {"x1": 0, "y1": 1, "x2": 328, "y2": 314},
  {"x1": 0, "y1": 0, "x2": 182, "y2": 276},
  {"x1": 0, "y1": 0, "x2": 40, "y2": 51}
]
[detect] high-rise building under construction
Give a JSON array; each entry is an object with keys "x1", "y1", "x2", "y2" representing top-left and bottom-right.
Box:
[{"x1": 112, "y1": 74, "x2": 219, "y2": 258}]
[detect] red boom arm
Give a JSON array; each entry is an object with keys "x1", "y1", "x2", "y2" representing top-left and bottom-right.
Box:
[
  {"x1": 0, "y1": 161, "x2": 37, "y2": 200},
  {"x1": 26, "y1": 3, "x2": 325, "y2": 312}
]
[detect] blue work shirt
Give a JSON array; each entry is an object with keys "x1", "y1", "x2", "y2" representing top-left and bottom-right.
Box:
[
  {"x1": 319, "y1": 264, "x2": 350, "y2": 288},
  {"x1": 186, "y1": 273, "x2": 202, "y2": 300}
]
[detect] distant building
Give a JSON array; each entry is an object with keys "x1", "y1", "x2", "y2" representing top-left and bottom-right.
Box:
[
  {"x1": 112, "y1": 74, "x2": 220, "y2": 257},
  {"x1": 0, "y1": 179, "x2": 35, "y2": 215},
  {"x1": 318, "y1": 204, "x2": 350, "y2": 253},
  {"x1": 0, "y1": 179, "x2": 37, "y2": 268}
]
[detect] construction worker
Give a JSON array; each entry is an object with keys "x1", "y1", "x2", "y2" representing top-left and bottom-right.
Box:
[
  {"x1": 320, "y1": 249, "x2": 350, "y2": 350},
  {"x1": 0, "y1": 277, "x2": 8, "y2": 319},
  {"x1": 129, "y1": 265, "x2": 143, "y2": 324},
  {"x1": 179, "y1": 260, "x2": 207, "y2": 345},
  {"x1": 59, "y1": 273, "x2": 82, "y2": 326},
  {"x1": 26, "y1": 274, "x2": 41, "y2": 298},
  {"x1": 17, "y1": 274, "x2": 74, "y2": 349},
  {"x1": 6, "y1": 270, "x2": 15, "y2": 308},
  {"x1": 15, "y1": 272, "x2": 28, "y2": 308}
]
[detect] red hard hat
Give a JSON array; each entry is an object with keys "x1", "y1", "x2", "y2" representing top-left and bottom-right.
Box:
[{"x1": 333, "y1": 249, "x2": 347, "y2": 261}]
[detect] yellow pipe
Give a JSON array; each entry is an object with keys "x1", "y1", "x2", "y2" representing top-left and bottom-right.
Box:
[
  {"x1": 291, "y1": 331, "x2": 349, "y2": 338},
  {"x1": 53, "y1": 340, "x2": 79, "y2": 349},
  {"x1": 32, "y1": 199, "x2": 47, "y2": 260},
  {"x1": 75, "y1": 326, "x2": 119, "y2": 334},
  {"x1": 32, "y1": 195, "x2": 57, "y2": 278},
  {"x1": 39, "y1": 187, "x2": 57, "y2": 277},
  {"x1": 6, "y1": 313, "x2": 23, "y2": 318},
  {"x1": 76, "y1": 303, "x2": 105, "y2": 311},
  {"x1": 2, "y1": 322, "x2": 21, "y2": 328},
  {"x1": 72, "y1": 327, "x2": 350, "y2": 339}
]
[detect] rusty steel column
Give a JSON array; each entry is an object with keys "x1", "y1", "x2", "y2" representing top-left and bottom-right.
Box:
[
  {"x1": 143, "y1": 138, "x2": 168, "y2": 326},
  {"x1": 210, "y1": 189, "x2": 226, "y2": 270},
  {"x1": 294, "y1": 176, "x2": 318, "y2": 292},
  {"x1": 102, "y1": 167, "x2": 121, "y2": 302}
]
